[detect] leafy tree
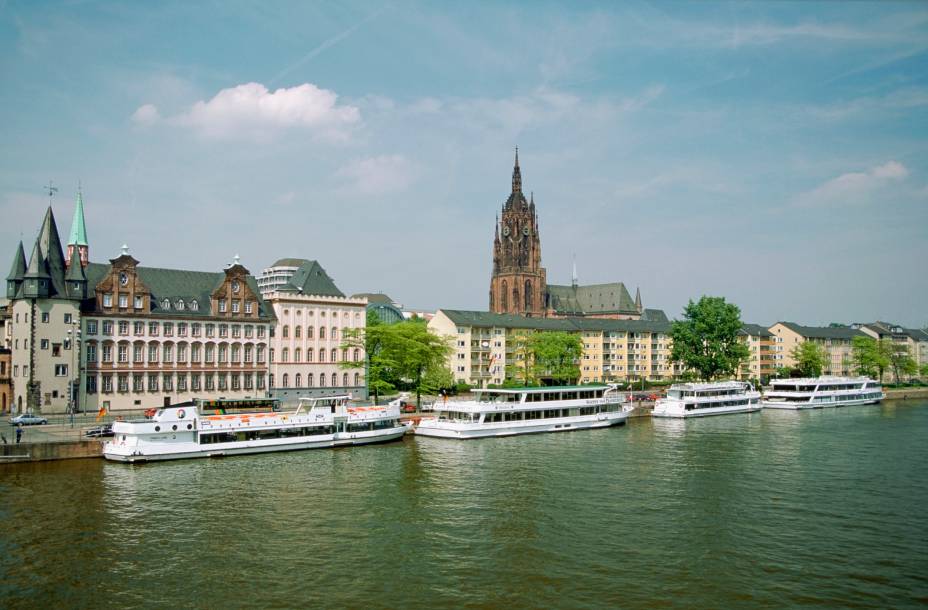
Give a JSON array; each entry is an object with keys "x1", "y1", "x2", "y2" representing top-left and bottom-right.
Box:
[
  {"x1": 921, "y1": 363, "x2": 928, "y2": 379},
  {"x1": 506, "y1": 329, "x2": 535, "y2": 386},
  {"x1": 670, "y1": 296, "x2": 749, "y2": 381},
  {"x1": 850, "y1": 336, "x2": 889, "y2": 380},
  {"x1": 773, "y1": 366, "x2": 795, "y2": 379},
  {"x1": 528, "y1": 331, "x2": 582, "y2": 385},
  {"x1": 421, "y1": 365, "x2": 454, "y2": 396},
  {"x1": 790, "y1": 341, "x2": 828, "y2": 377},
  {"x1": 340, "y1": 310, "x2": 397, "y2": 405},
  {"x1": 381, "y1": 320, "x2": 452, "y2": 407},
  {"x1": 887, "y1": 342, "x2": 918, "y2": 383},
  {"x1": 828, "y1": 322, "x2": 848, "y2": 328}
]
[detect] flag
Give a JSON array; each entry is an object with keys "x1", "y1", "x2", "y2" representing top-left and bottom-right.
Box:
[{"x1": 95, "y1": 405, "x2": 107, "y2": 421}]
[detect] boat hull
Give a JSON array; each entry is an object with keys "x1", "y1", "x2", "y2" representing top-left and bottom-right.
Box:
[
  {"x1": 103, "y1": 427, "x2": 408, "y2": 463},
  {"x1": 762, "y1": 396, "x2": 884, "y2": 410},
  {"x1": 414, "y1": 412, "x2": 628, "y2": 440},
  {"x1": 652, "y1": 405, "x2": 762, "y2": 418}
]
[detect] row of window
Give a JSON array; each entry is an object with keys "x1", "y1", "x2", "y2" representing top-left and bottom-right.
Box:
[
  {"x1": 273, "y1": 372, "x2": 361, "y2": 388},
  {"x1": 87, "y1": 342, "x2": 266, "y2": 365},
  {"x1": 279, "y1": 325, "x2": 353, "y2": 340},
  {"x1": 280, "y1": 309, "x2": 360, "y2": 319},
  {"x1": 86, "y1": 320, "x2": 266, "y2": 339},
  {"x1": 275, "y1": 347, "x2": 361, "y2": 363},
  {"x1": 87, "y1": 372, "x2": 266, "y2": 394}
]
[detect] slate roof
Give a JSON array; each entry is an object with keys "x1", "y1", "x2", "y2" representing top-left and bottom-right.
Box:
[
  {"x1": 277, "y1": 260, "x2": 344, "y2": 297},
  {"x1": 641, "y1": 308, "x2": 668, "y2": 323},
  {"x1": 861, "y1": 321, "x2": 928, "y2": 342},
  {"x1": 270, "y1": 258, "x2": 309, "y2": 268},
  {"x1": 438, "y1": 310, "x2": 671, "y2": 333},
  {"x1": 351, "y1": 292, "x2": 394, "y2": 305},
  {"x1": 740, "y1": 323, "x2": 773, "y2": 337},
  {"x1": 777, "y1": 322, "x2": 865, "y2": 340},
  {"x1": 546, "y1": 283, "x2": 638, "y2": 316},
  {"x1": 80, "y1": 263, "x2": 275, "y2": 320}
]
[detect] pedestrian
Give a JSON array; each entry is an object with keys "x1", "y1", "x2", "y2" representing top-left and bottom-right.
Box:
[{"x1": 15, "y1": 425, "x2": 23, "y2": 444}]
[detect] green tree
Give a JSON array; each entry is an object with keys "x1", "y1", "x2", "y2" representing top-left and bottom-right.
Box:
[
  {"x1": 920, "y1": 362, "x2": 928, "y2": 379},
  {"x1": 340, "y1": 310, "x2": 397, "y2": 405},
  {"x1": 670, "y1": 296, "x2": 750, "y2": 381},
  {"x1": 790, "y1": 341, "x2": 828, "y2": 377},
  {"x1": 381, "y1": 320, "x2": 452, "y2": 407},
  {"x1": 506, "y1": 329, "x2": 535, "y2": 386},
  {"x1": 528, "y1": 331, "x2": 582, "y2": 385},
  {"x1": 887, "y1": 342, "x2": 918, "y2": 383},
  {"x1": 850, "y1": 336, "x2": 889, "y2": 380}
]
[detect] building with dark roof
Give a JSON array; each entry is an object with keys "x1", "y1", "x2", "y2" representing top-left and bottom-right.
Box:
[
  {"x1": 769, "y1": 322, "x2": 867, "y2": 377},
  {"x1": 489, "y1": 149, "x2": 646, "y2": 320},
  {"x1": 7, "y1": 196, "x2": 275, "y2": 414},
  {"x1": 429, "y1": 308, "x2": 677, "y2": 387},
  {"x1": 855, "y1": 321, "x2": 928, "y2": 380}
]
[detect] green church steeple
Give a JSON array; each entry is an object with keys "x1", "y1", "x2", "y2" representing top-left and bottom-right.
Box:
[{"x1": 67, "y1": 186, "x2": 89, "y2": 268}]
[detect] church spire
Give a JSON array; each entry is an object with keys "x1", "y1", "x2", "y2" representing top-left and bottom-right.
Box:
[
  {"x1": 635, "y1": 286, "x2": 642, "y2": 312},
  {"x1": 511, "y1": 146, "x2": 522, "y2": 194},
  {"x1": 67, "y1": 186, "x2": 89, "y2": 268}
]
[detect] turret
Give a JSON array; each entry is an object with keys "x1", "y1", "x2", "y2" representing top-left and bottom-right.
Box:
[
  {"x1": 65, "y1": 245, "x2": 87, "y2": 299},
  {"x1": 67, "y1": 187, "x2": 89, "y2": 268},
  {"x1": 22, "y1": 238, "x2": 50, "y2": 298},
  {"x1": 6, "y1": 241, "x2": 26, "y2": 298}
]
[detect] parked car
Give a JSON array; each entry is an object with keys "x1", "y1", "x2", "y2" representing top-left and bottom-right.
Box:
[
  {"x1": 84, "y1": 424, "x2": 114, "y2": 438},
  {"x1": 400, "y1": 402, "x2": 416, "y2": 413},
  {"x1": 10, "y1": 413, "x2": 48, "y2": 426}
]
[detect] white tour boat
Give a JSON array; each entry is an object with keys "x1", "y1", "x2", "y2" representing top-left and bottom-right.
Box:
[
  {"x1": 413, "y1": 385, "x2": 631, "y2": 440},
  {"x1": 103, "y1": 396, "x2": 408, "y2": 463},
  {"x1": 652, "y1": 381, "x2": 761, "y2": 418},
  {"x1": 762, "y1": 376, "x2": 884, "y2": 410}
]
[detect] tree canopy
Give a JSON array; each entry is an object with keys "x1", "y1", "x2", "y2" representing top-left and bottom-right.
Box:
[
  {"x1": 790, "y1": 341, "x2": 828, "y2": 377},
  {"x1": 670, "y1": 296, "x2": 749, "y2": 381},
  {"x1": 528, "y1": 331, "x2": 582, "y2": 385},
  {"x1": 850, "y1": 336, "x2": 889, "y2": 380}
]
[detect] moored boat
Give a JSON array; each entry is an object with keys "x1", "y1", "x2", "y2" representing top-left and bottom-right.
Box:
[
  {"x1": 762, "y1": 376, "x2": 884, "y2": 410},
  {"x1": 652, "y1": 381, "x2": 761, "y2": 418},
  {"x1": 103, "y1": 396, "x2": 408, "y2": 462},
  {"x1": 413, "y1": 385, "x2": 631, "y2": 440}
]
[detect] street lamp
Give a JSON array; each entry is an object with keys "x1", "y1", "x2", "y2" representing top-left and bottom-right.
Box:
[{"x1": 66, "y1": 323, "x2": 81, "y2": 428}]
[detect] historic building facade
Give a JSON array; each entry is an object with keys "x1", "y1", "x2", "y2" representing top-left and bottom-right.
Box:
[
  {"x1": 262, "y1": 258, "x2": 367, "y2": 403},
  {"x1": 6, "y1": 194, "x2": 275, "y2": 414},
  {"x1": 489, "y1": 150, "x2": 645, "y2": 320}
]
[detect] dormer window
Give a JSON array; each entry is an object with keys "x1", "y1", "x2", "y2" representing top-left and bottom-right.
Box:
[
  {"x1": 176, "y1": 299, "x2": 185, "y2": 311},
  {"x1": 190, "y1": 299, "x2": 198, "y2": 311},
  {"x1": 162, "y1": 298, "x2": 170, "y2": 310},
  {"x1": 134, "y1": 295, "x2": 144, "y2": 309},
  {"x1": 102, "y1": 292, "x2": 111, "y2": 307},
  {"x1": 219, "y1": 299, "x2": 227, "y2": 313}
]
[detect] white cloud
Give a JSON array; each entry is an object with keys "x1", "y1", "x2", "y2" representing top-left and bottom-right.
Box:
[
  {"x1": 131, "y1": 103, "x2": 160, "y2": 125},
  {"x1": 794, "y1": 161, "x2": 909, "y2": 207},
  {"x1": 337, "y1": 155, "x2": 417, "y2": 195},
  {"x1": 132, "y1": 82, "x2": 360, "y2": 140}
]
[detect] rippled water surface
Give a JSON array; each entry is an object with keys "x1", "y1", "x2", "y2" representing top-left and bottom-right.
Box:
[{"x1": 2, "y1": 402, "x2": 928, "y2": 609}]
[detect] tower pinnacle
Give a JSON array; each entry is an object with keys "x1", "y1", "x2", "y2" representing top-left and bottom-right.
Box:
[
  {"x1": 67, "y1": 186, "x2": 89, "y2": 268},
  {"x1": 511, "y1": 146, "x2": 522, "y2": 194}
]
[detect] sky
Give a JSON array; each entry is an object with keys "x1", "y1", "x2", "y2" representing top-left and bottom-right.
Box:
[{"x1": 1, "y1": 1, "x2": 926, "y2": 327}]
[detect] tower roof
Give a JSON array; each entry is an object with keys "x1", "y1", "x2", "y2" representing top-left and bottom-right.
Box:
[
  {"x1": 6, "y1": 241, "x2": 26, "y2": 281},
  {"x1": 68, "y1": 188, "x2": 89, "y2": 247},
  {"x1": 511, "y1": 146, "x2": 522, "y2": 194},
  {"x1": 24, "y1": 237, "x2": 50, "y2": 279},
  {"x1": 65, "y1": 246, "x2": 86, "y2": 281}
]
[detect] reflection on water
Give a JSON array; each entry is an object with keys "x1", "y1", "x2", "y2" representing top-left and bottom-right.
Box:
[{"x1": 2, "y1": 403, "x2": 928, "y2": 608}]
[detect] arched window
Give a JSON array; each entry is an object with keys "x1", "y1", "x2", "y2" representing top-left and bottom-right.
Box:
[
  {"x1": 307, "y1": 326, "x2": 313, "y2": 339},
  {"x1": 319, "y1": 350, "x2": 325, "y2": 362},
  {"x1": 342, "y1": 349, "x2": 348, "y2": 361},
  {"x1": 512, "y1": 286, "x2": 520, "y2": 312},
  {"x1": 342, "y1": 373, "x2": 348, "y2": 387},
  {"x1": 282, "y1": 348, "x2": 289, "y2": 362},
  {"x1": 319, "y1": 375, "x2": 326, "y2": 388},
  {"x1": 295, "y1": 373, "x2": 302, "y2": 387},
  {"x1": 307, "y1": 373, "x2": 314, "y2": 386},
  {"x1": 269, "y1": 374, "x2": 274, "y2": 389},
  {"x1": 307, "y1": 348, "x2": 314, "y2": 361},
  {"x1": 282, "y1": 373, "x2": 289, "y2": 388},
  {"x1": 331, "y1": 327, "x2": 338, "y2": 339},
  {"x1": 353, "y1": 349, "x2": 360, "y2": 362},
  {"x1": 501, "y1": 280, "x2": 508, "y2": 311},
  {"x1": 330, "y1": 348, "x2": 337, "y2": 362},
  {"x1": 295, "y1": 348, "x2": 301, "y2": 362},
  {"x1": 190, "y1": 299, "x2": 198, "y2": 311},
  {"x1": 319, "y1": 326, "x2": 325, "y2": 339},
  {"x1": 162, "y1": 298, "x2": 170, "y2": 310},
  {"x1": 525, "y1": 280, "x2": 533, "y2": 311},
  {"x1": 331, "y1": 373, "x2": 337, "y2": 386},
  {"x1": 295, "y1": 326, "x2": 301, "y2": 339},
  {"x1": 354, "y1": 372, "x2": 360, "y2": 386},
  {"x1": 283, "y1": 325, "x2": 289, "y2": 338}
]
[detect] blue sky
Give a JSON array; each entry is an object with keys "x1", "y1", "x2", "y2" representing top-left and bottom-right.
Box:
[{"x1": 1, "y1": 1, "x2": 926, "y2": 326}]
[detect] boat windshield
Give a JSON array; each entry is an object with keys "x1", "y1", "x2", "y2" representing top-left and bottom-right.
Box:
[
  {"x1": 475, "y1": 392, "x2": 521, "y2": 403},
  {"x1": 667, "y1": 390, "x2": 682, "y2": 399}
]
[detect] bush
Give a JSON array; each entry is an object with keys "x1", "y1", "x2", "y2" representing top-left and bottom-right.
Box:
[{"x1": 454, "y1": 382, "x2": 472, "y2": 394}]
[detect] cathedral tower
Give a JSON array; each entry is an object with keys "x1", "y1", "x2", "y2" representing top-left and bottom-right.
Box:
[{"x1": 489, "y1": 148, "x2": 547, "y2": 316}]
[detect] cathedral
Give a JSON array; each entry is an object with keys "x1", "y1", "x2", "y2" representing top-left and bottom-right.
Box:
[{"x1": 489, "y1": 149, "x2": 653, "y2": 321}]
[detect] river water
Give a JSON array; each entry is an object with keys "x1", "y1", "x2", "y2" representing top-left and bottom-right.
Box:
[{"x1": 2, "y1": 401, "x2": 927, "y2": 609}]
